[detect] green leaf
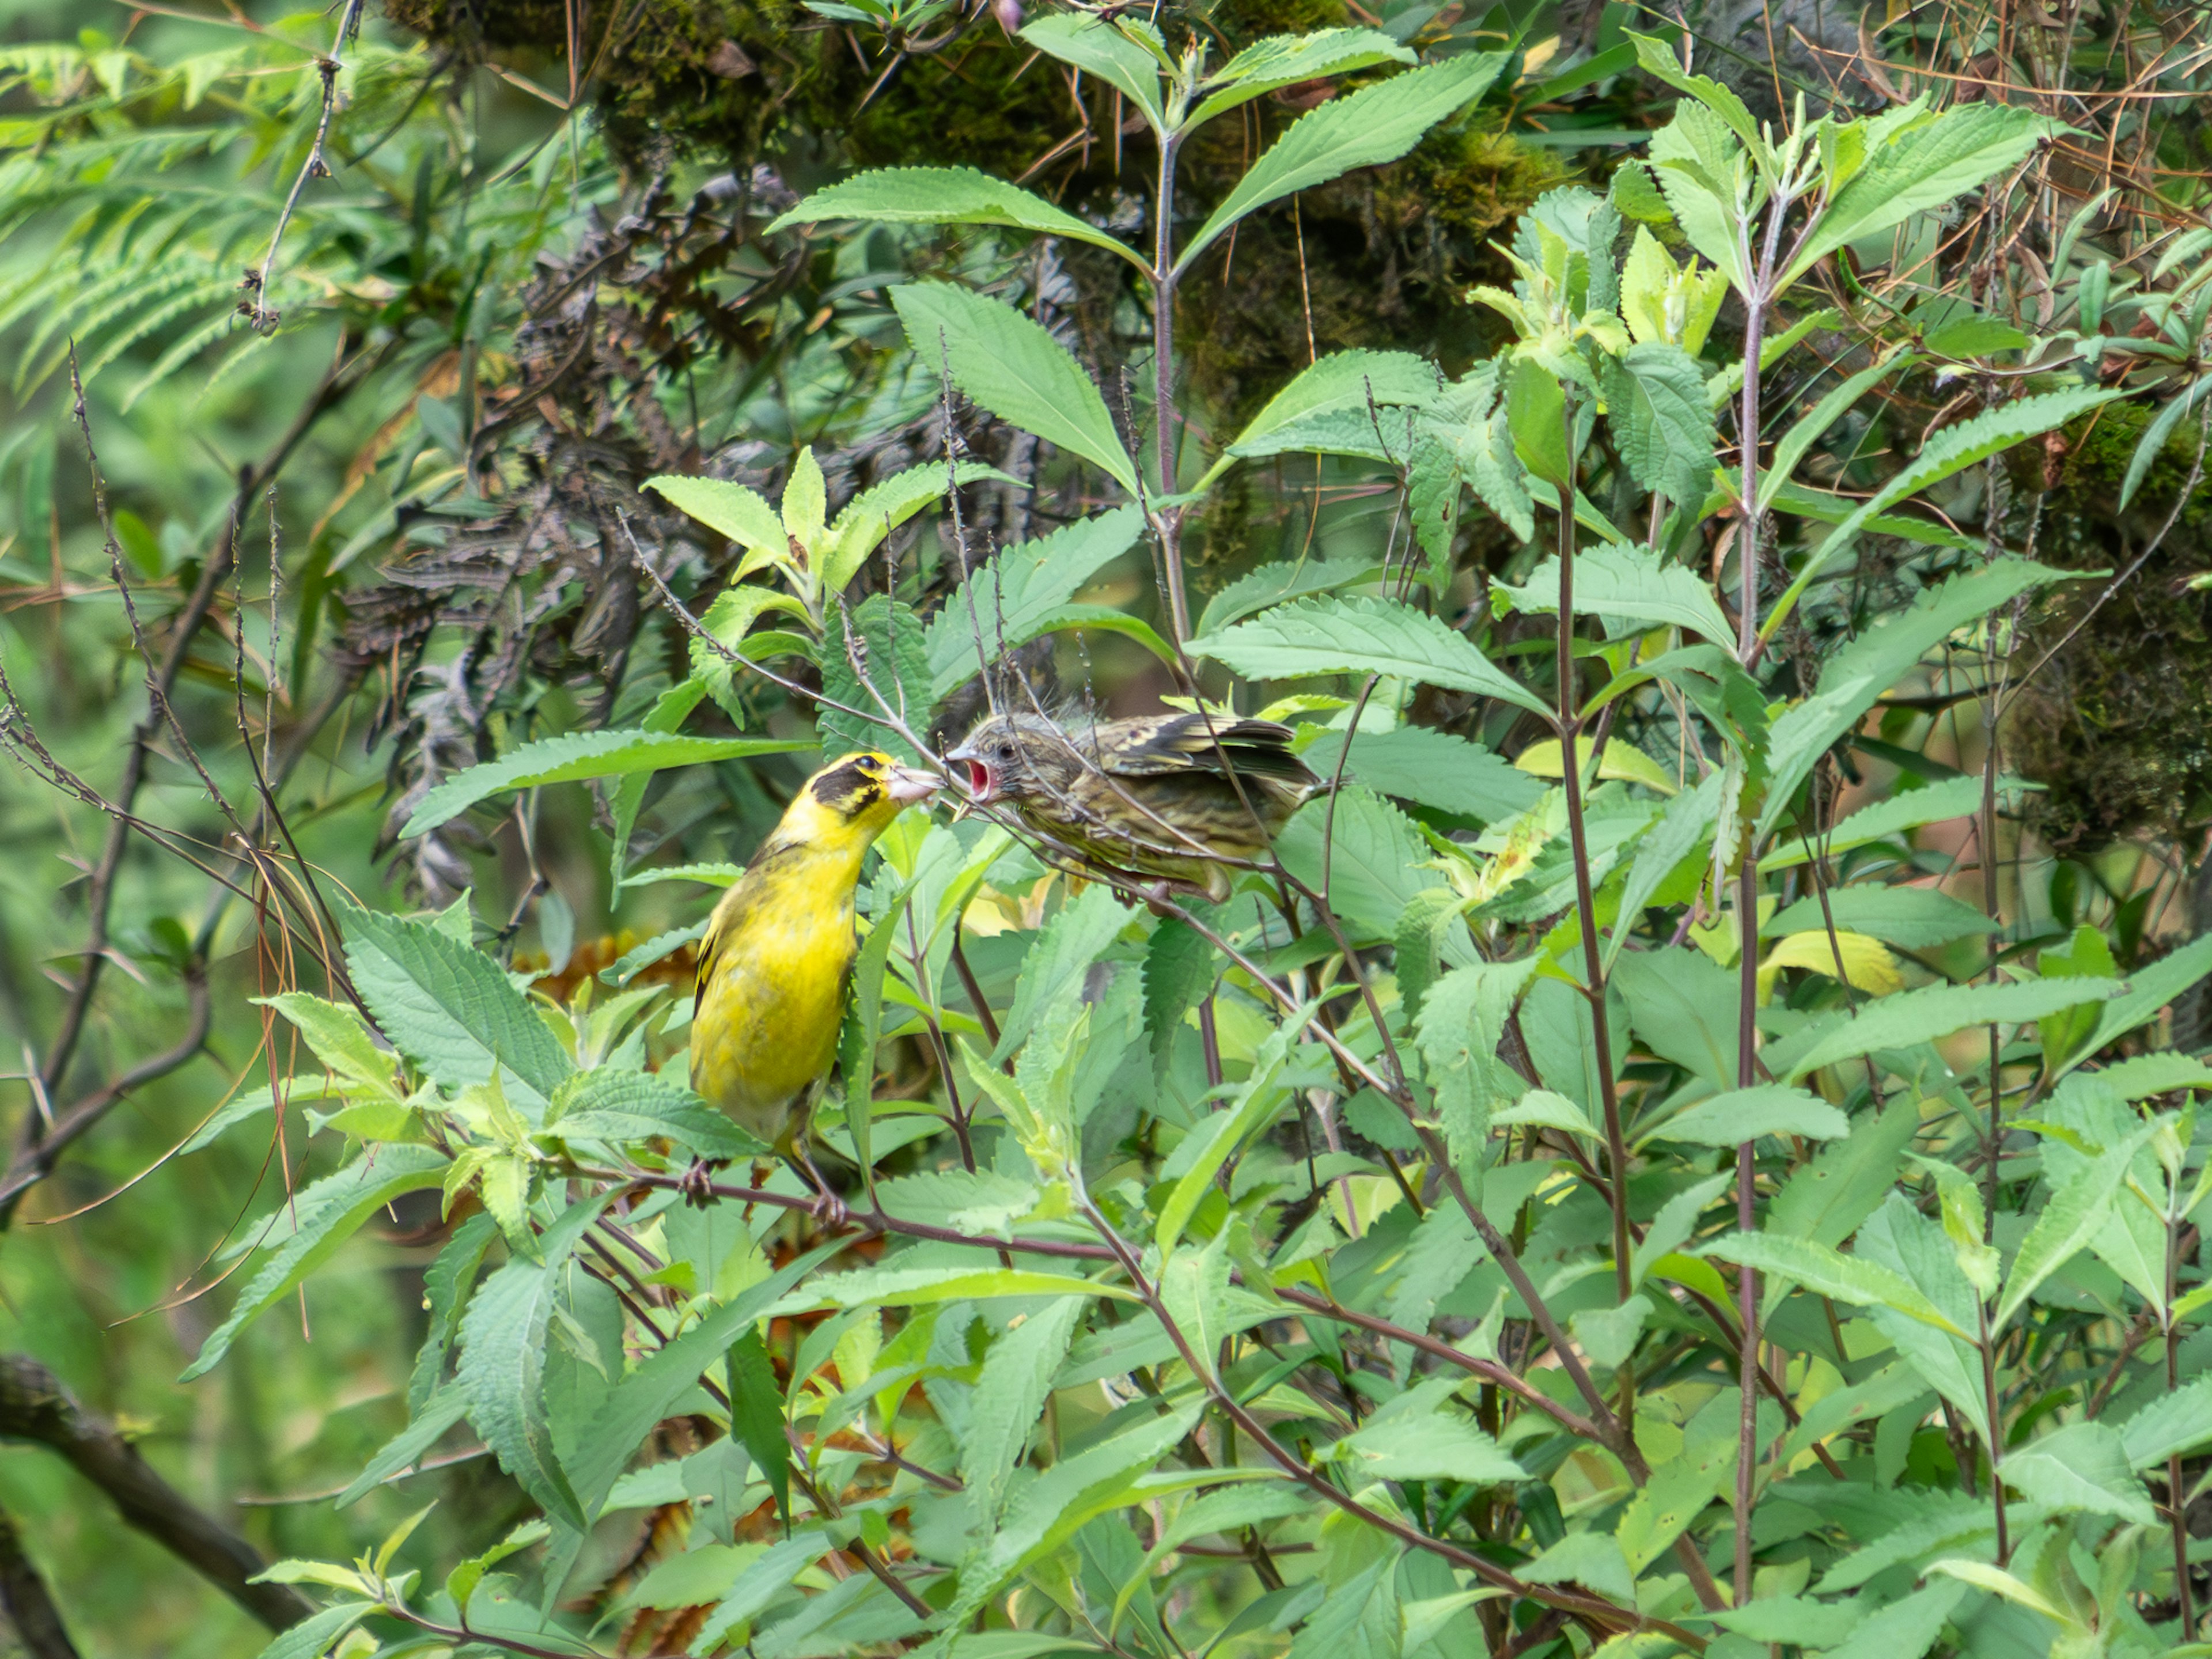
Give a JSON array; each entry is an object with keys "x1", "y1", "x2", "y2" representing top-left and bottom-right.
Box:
[
  {"x1": 1631, "y1": 1171, "x2": 1734, "y2": 1286},
  {"x1": 942, "y1": 1401, "x2": 1214, "y2": 1630},
  {"x1": 1177, "y1": 55, "x2": 1509, "y2": 274},
  {"x1": 728, "y1": 1325, "x2": 791, "y2": 1526},
  {"x1": 993, "y1": 883, "x2": 1130, "y2": 1064},
  {"x1": 1785, "y1": 1581, "x2": 1964, "y2": 1659},
  {"x1": 1141, "y1": 916, "x2": 1213, "y2": 1077},
  {"x1": 1187, "y1": 28, "x2": 1414, "y2": 127},
  {"x1": 1299, "y1": 725, "x2": 1544, "y2": 824},
  {"x1": 964, "y1": 1297, "x2": 1087, "y2": 1525},
  {"x1": 1763, "y1": 774, "x2": 2039, "y2": 870},
  {"x1": 2118, "y1": 1372, "x2": 2212, "y2": 1469},
  {"x1": 244, "y1": 1601, "x2": 377, "y2": 1659},
  {"x1": 1336, "y1": 1401, "x2": 1525, "y2": 1485},
  {"x1": 252, "y1": 992, "x2": 399, "y2": 1103},
  {"x1": 2119, "y1": 377, "x2": 2212, "y2": 510},
  {"x1": 1603, "y1": 342, "x2": 1718, "y2": 512},
  {"x1": 2002, "y1": 1422, "x2": 2158, "y2": 1523},
  {"x1": 336, "y1": 897, "x2": 575, "y2": 1108},
  {"x1": 335, "y1": 1381, "x2": 471, "y2": 1509},
  {"x1": 180, "y1": 1145, "x2": 449, "y2": 1381},
  {"x1": 1763, "y1": 558, "x2": 2075, "y2": 835},
  {"x1": 1764, "y1": 393, "x2": 2120, "y2": 646},
  {"x1": 1275, "y1": 787, "x2": 1459, "y2": 946},
  {"x1": 1156, "y1": 1009, "x2": 1308, "y2": 1255},
  {"x1": 1492, "y1": 540, "x2": 1732, "y2": 646},
  {"x1": 1196, "y1": 556, "x2": 1381, "y2": 637},
  {"x1": 893, "y1": 283, "x2": 1139, "y2": 495},
  {"x1": 1613, "y1": 1388, "x2": 1739, "y2": 1572},
  {"x1": 547, "y1": 1068, "x2": 767, "y2": 1161},
  {"x1": 642, "y1": 475, "x2": 786, "y2": 559},
  {"x1": 403, "y1": 729, "x2": 810, "y2": 837},
  {"x1": 1761, "y1": 351, "x2": 1918, "y2": 513},
  {"x1": 1768, "y1": 1095, "x2": 1921, "y2": 1251},
  {"x1": 1700, "y1": 1231, "x2": 1971, "y2": 1338},
  {"x1": 566, "y1": 1240, "x2": 841, "y2": 1517},
  {"x1": 767, "y1": 1263, "x2": 1133, "y2": 1314},
  {"x1": 823, "y1": 459, "x2": 1020, "y2": 596},
  {"x1": 2072, "y1": 931, "x2": 2212, "y2": 1068},
  {"x1": 820, "y1": 594, "x2": 931, "y2": 764},
  {"x1": 409, "y1": 1211, "x2": 498, "y2": 1414},
  {"x1": 609, "y1": 676, "x2": 709, "y2": 885},
  {"x1": 1994, "y1": 1125, "x2": 2154, "y2": 1329},
  {"x1": 456, "y1": 1199, "x2": 611, "y2": 1530},
  {"x1": 1604, "y1": 769, "x2": 1722, "y2": 971},
  {"x1": 1785, "y1": 974, "x2": 2122, "y2": 1081},
  {"x1": 768, "y1": 167, "x2": 1145, "y2": 271},
  {"x1": 1191, "y1": 594, "x2": 1548, "y2": 718},
  {"x1": 1766, "y1": 884, "x2": 1998, "y2": 949},
  {"x1": 1786, "y1": 103, "x2": 2053, "y2": 284},
  {"x1": 1653, "y1": 1084, "x2": 1849, "y2": 1145},
  {"x1": 1216, "y1": 350, "x2": 1439, "y2": 472},
  {"x1": 1018, "y1": 15, "x2": 1167, "y2": 132}
]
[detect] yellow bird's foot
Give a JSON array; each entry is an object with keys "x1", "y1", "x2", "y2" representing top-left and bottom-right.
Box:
[
  {"x1": 679, "y1": 1158, "x2": 726, "y2": 1208},
  {"x1": 789, "y1": 1145, "x2": 850, "y2": 1231}
]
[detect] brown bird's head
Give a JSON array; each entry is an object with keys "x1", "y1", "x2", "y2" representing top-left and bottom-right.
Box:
[{"x1": 944, "y1": 713, "x2": 1084, "y2": 805}]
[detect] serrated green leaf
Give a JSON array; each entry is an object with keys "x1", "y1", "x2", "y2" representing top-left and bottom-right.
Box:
[
  {"x1": 1604, "y1": 342, "x2": 1717, "y2": 512},
  {"x1": 1701, "y1": 1230, "x2": 1969, "y2": 1337},
  {"x1": 1191, "y1": 594, "x2": 1547, "y2": 718},
  {"x1": 1653, "y1": 1083, "x2": 1849, "y2": 1145},
  {"x1": 403, "y1": 729, "x2": 810, "y2": 838},
  {"x1": 181, "y1": 1145, "x2": 449, "y2": 1381},
  {"x1": 547, "y1": 1067, "x2": 767, "y2": 1161},
  {"x1": 768, "y1": 167, "x2": 1145, "y2": 271},
  {"x1": 1493, "y1": 539, "x2": 1732, "y2": 645},
  {"x1": 1187, "y1": 28, "x2": 1413, "y2": 127},
  {"x1": 893, "y1": 283, "x2": 1138, "y2": 494},
  {"x1": 964, "y1": 1297, "x2": 1086, "y2": 1525},
  {"x1": 1300, "y1": 725, "x2": 1544, "y2": 825},
  {"x1": 1018, "y1": 15, "x2": 1167, "y2": 132},
  {"x1": 337, "y1": 898, "x2": 575, "y2": 1108},
  {"x1": 1785, "y1": 974, "x2": 2122, "y2": 1080},
  {"x1": 1178, "y1": 55, "x2": 1508, "y2": 274}
]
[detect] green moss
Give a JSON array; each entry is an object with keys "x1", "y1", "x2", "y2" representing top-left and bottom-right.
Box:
[{"x1": 2006, "y1": 397, "x2": 2212, "y2": 847}]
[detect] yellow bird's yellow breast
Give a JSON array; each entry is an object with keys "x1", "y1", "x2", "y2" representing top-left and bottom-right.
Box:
[{"x1": 690, "y1": 854, "x2": 861, "y2": 1142}]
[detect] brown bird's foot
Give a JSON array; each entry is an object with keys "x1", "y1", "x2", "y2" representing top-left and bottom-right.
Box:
[
  {"x1": 1139, "y1": 880, "x2": 1180, "y2": 918},
  {"x1": 679, "y1": 1157, "x2": 726, "y2": 1208}
]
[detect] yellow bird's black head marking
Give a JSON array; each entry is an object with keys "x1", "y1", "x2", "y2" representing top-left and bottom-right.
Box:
[{"x1": 802, "y1": 751, "x2": 942, "y2": 831}]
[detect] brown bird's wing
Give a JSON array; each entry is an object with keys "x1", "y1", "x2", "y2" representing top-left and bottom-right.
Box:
[{"x1": 1085, "y1": 714, "x2": 1319, "y2": 789}]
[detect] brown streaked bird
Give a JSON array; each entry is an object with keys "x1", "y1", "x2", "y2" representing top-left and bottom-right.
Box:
[{"x1": 946, "y1": 710, "x2": 1319, "y2": 902}]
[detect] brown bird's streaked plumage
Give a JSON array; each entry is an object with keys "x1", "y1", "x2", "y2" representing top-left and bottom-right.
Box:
[{"x1": 946, "y1": 710, "x2": 1319, "y2": 902}]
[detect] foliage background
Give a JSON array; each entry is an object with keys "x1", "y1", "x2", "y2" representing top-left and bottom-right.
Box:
[{"x1": 0, "y1": 0, "x2": 2209, "y2": 1653}]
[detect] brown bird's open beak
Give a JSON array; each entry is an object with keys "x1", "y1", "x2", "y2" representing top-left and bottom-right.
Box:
[
  {"x1": 944, "y1": 743, "x2": 996, "y2": 802},
  {"x1": 887, "y1": 765, "x2": 940, "y2": 806}
]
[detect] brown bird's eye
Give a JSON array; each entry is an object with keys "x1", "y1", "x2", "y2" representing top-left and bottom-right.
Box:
[{"x1": 997, "y1": 742, "x2": 1016, "y2": 760}]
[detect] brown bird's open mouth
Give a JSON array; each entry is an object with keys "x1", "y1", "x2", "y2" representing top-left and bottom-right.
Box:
[{"x1": 957, "y1": 757, "x2": 997, "y2": 800}]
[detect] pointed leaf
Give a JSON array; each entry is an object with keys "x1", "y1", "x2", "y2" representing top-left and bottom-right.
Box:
[
  {"x1": 404, "y1": 729, "x2": 810, "y2": 837},
  {"x1": 1191, "y1": 594, "x2": 1548, "y2": 718},
  {"x1": 1178, "y1": 55, "x2": 1509, "y2": 273},
  {"x1": 893, "y1": 283, "x2": 1138, "y2": 494},
  {"x1": 770, "y1": 167, "x2": 1145, "y2": 271}
]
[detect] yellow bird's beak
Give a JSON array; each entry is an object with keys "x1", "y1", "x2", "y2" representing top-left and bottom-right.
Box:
[{"x1": 886, "y1": 764, "x2": 941, "y2": 806}]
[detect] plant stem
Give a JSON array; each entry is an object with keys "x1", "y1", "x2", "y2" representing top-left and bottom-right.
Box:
[
  {"x1": 1555, "y1": 397, "x2": 1638, "y2": 1449},
  {"x1": 1732, "y1": 263, "x2": 1768, "y2": 1609},
  {"x1": 1978, "y1": 1298, "x2": 2010, "y2": 1565},
  {"x1": 2169, "y1": 1209, "x2": 2195, "y2": 1635},
  {"x1": 1152, "y1": 128, "x2": 1191, "y2": 646}
]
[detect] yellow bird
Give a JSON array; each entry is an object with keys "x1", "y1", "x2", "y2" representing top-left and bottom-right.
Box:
[{"x1": 690, "y1": 751, "x2": 938, "y2": 1152}]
